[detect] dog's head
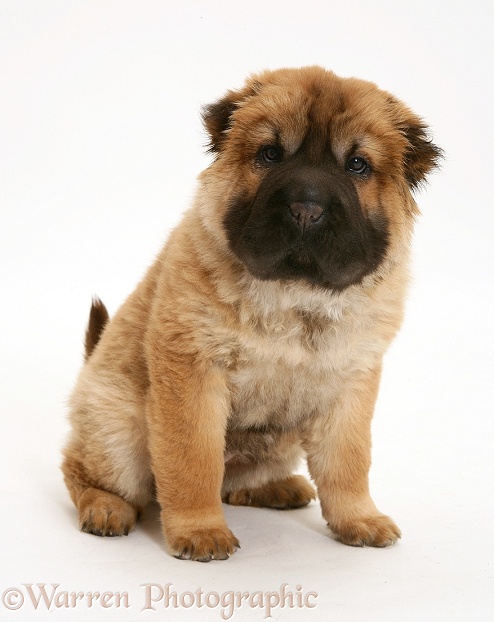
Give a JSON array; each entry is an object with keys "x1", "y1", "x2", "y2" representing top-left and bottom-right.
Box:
[{"x1": 201, "y1": 66, "x2": 441, "y2": 290}]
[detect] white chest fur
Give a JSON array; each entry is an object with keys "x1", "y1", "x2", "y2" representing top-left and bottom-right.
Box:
[{"x1": 225, "y1": 287, "x2": 381, "y2": 432}]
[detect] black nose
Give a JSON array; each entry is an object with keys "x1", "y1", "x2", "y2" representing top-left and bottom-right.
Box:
[{"x1": 289, "y1": 201, "x2": 324, "y2": 231}]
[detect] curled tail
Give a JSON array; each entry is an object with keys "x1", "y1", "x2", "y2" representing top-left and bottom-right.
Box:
[{"x1": 84, "y1": 297, "x2": 109, "y2": 361}]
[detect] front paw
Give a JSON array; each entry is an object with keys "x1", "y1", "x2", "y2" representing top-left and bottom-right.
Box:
[
  {"x1": 330, "y1": 514, "x2": 401, "y2": 548},
  {"x1": 167, "y1": 526, "x2": 240, "y2": 562}
]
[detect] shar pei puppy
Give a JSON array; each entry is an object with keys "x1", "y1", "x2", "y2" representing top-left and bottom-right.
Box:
[{"x1": 62, "y1": 66, "x2": 441, "y2": 561}]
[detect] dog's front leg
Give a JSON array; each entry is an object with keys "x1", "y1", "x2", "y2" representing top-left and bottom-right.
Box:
[
  {"x1": 146, "y1": 360, "x2": 239, "y2": 561},
  {"x1": 304, "y1": 363, "x2": 401, "y2": 547}
]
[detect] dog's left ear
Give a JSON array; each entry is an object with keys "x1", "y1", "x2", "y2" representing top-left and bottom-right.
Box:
[
  {"x1": 388, "y1": 97, "x2": 443, "y2": 189},
  {"x1": 402, "y1": 119, "x2": 443, "y2": 189}
]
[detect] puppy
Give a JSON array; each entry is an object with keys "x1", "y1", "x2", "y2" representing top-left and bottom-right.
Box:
[{"x1": 62, "y1": 66, "x2": 441, "y2": 561}]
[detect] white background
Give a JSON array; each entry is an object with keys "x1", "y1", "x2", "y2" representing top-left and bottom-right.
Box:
[{"x1": 1, "y1": 1, "x2": 493, "y2": 620}]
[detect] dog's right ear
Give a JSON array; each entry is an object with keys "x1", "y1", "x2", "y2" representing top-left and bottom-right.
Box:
[
  {"x1": 202, "y1": 83, "x2": 259, "y2": 154},
  {"x1": 202, "y1": 91, "x2": 239, "y2": 153}
]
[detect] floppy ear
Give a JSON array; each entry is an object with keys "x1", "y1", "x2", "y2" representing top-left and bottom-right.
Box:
[
  {"x1": 202, "y1": 82, "x2": 259, "y2": 153},
  {"x1": 387, "y1": 95, "x2": 442, "y2": 189},
  {"x1": 202, "y1": 91, "x2": 240, "y2": 153},
  {"x1": 401, "y1": 119, "x2": 443, "y2": 189}
]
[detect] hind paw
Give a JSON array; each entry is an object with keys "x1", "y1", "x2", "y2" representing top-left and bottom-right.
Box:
[
  {"x1": 223, "y1": 475, "x2": 316, "y2": 509},
  {"x1": 78, "y1": 488, "x2": 139, "y2": 537}
]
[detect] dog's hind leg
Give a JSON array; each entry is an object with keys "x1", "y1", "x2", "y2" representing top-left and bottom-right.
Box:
[
  {"x1": 222, "y1": 437, "x2": 316, "y2": 510},
  {"x1": 77, "y1": 488, "x2": 139, "y2": 537},
  {"x1": 222, "y1": 474, "x2": 316, "y2": 509},
  {"x1": 62, "y1": 453, "x2": 140, "y2": 537}
]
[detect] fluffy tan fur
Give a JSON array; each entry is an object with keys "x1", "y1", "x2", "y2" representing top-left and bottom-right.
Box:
[{"x1": 62, "y1": 66, "x2": 440, "y2": 560}]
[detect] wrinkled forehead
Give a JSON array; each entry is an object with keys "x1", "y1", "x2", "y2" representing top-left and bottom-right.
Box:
[{"x1": 228, "y1": 78, "x2": 403, "y2": 166}]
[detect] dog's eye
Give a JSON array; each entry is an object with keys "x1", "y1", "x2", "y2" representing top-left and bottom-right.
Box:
[
  {"x1": 346, "y1": 156, "x2": 370, "y2": 175},
  {"x1": 260, "y1": 145, "x2": 283, "y2": 164}
]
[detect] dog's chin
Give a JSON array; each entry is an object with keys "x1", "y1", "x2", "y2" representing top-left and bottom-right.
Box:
[
  {"x1": 239, "y1": 246, "x2": 379, "y2": 291},
  {"x1": 228, "y1": 216, "x2": 389, "y2": 290}
]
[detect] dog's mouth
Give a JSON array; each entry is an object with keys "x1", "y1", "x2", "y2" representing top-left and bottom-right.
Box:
[
  {"x1": 224, "y1": 190, "x2": 388, "y2": 291},
  {"x1": 241, "y1": 237, "x2": 381, "y2": 290},
  {"x1": 288, "y1": 244, "x2": 313, "y2": 266}
]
